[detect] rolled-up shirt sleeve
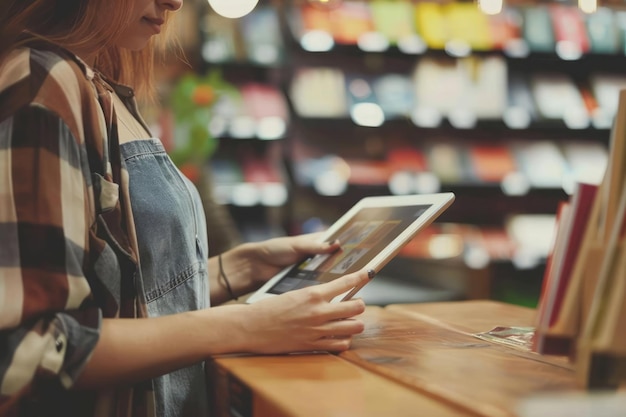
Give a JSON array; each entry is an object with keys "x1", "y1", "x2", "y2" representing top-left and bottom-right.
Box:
[{"x1": 0, "y1": 104, "x2": 101, "y2": 402}]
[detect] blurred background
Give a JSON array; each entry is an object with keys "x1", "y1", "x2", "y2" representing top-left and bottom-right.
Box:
[{"x1": 145, "y1": 0, "x2": 622, "y2": 307}]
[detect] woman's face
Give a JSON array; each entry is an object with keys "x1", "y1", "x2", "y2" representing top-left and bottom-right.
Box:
[{"x1": 115, "y1": 0, "x2": 183, "y2": 50}]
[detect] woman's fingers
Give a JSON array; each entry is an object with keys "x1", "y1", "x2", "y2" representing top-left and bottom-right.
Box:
[
  {"x1": 319, "y1": 318, "x2": 365, "y2": 337},
  {"x1": 244, "y1": 268, "x2": 373, "y2": 354},
  {"x1": 311, "y1": 338, "x2": 353, "y2": 352},
  {"x1": 312, "y1": 298, "x2": 366, "y2": 323},
  {"x1": 317, "y1": 268, "x2": 373, "y2": 302},
  {"x1": 290, "y1": 233, "x2": 342, "y2": 255}
]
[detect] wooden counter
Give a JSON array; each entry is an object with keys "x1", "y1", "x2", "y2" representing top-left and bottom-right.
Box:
[
  {"x1": 207, "y1": 352, "x2": 472, "y2": 417},
  {"x1": 341, "y1": 301, "x2": 578, "y2": 417},
  {"x1": 207, "y1": 300, "x2": 579, "y2": 417}
]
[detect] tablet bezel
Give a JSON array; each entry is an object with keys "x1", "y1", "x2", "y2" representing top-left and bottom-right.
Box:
[{"x1": 245, "y1": 192, "x2": 455, "y2": 304}]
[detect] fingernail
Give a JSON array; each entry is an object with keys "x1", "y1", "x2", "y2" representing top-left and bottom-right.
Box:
[{"x1": 367, "y1": 269, "x2": 375, "y2": 279}]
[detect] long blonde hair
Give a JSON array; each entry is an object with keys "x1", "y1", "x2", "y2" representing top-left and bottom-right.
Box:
[{"x1": 0, "y1": 0, "x2": 174, "y2": 98}]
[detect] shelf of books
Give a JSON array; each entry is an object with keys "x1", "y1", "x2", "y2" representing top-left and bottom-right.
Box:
[
  {"x1": 185, "y1": 0, "x2": 626, "y2": 300},
  {"x1": 533, "y1": 89, "x2": 626, "y2": 389}
]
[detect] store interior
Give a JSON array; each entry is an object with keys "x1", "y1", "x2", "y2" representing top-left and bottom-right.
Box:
[{"x1": 146, "y1": 0, "x2": 621, "y2": 308}]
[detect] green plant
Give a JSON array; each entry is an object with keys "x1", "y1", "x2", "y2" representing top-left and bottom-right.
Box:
[{"x1": 169, "y1": 70, "x2": 238, "y2": 182}]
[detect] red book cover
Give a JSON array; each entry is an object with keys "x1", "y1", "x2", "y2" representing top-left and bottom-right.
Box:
[
  {"x1": 533, "y1": 201, "x2": 571, "y2": 352},
  {"x1": 345, "y1": 159, "x2": 391, "y2": 185},
  {"x1": 550, "y1": 5, "x2": 590, "y2": 54},
  {"x1": 533, "y1": 183, "x2": 599, "y2": 354},
  {"x1": 549, "y1": 183, "x2": 598, "y2": 327},
  {"x1": 387, "y1": 147, "x2": 428, "y2": 172},
  {"x1": 468, "y1": 144, "x2": 517, "y2": 183}
]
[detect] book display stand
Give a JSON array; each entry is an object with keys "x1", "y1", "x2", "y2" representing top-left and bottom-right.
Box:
[{"x1": 533, "y1": 89, "x2": 626, "y2": 389}]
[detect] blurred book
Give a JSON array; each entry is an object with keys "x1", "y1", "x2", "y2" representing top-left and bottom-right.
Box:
[
  {"x1": 240, "y1": 151, "x2": 288, "y2": 207},
  {"x1": 614, "y1": 11, "x2": 626, "y2": 55},
  {"x1": 489, "y1": 7, "x2": 529, "y2": 57},
  {"x1": 530, "y1": 72, "x2": 589, "y2": 128},
  {"x1": 413, "y1": 56, "x2": 506, "y2": 128},
  {"x1": 386, "y1": 146, "x2": 429, "y2": 173},
  {"x1": 534, "y1": 183, "x2": 598, "y2": 355},
  {"x1": 345, "y1": 75, "x2": 385, "y2": 127},
  {"x1": 292, "y1": 154, "x2": 350, "y2": 196},
  {"x1": 344, "y1": 158, "x2": 391, "y2": 186},
  {"x1": 290, "y1": 67, "x2": 348, "y2": 118},
  {"x1": 477, "y1": 227, "x2": 518, "y2": 262},
  {"x1": 549, "y1": 4, "x2": 589, "y2": 60},
  {"x1": 240, "y1": 83, "x2": 289, "y2": 140},
  {"x1": 467, "y1": 143, "x2": 517, "y2": 184},
  {"x1": 369, "y1": 0, "x2": 424, "y2": 53},
  {"x1": 561, "y1": 141, "x2": 608, "y2": 193},
  {"x1": 201, "y1": 12, "x2": 243, "y2": 63},
  {"x1": 412, "y1": 57, "x2": 459, "y2": 127},
  {"x1": 399, "y1": 222, "x2": 519, "y2": 268},
  {"x1": 386, "y1": 146, "x2": 431, "y2": 195},
  {"x1": 414, "y1": 2, "x2": 447, "y2": 50},
  {"x1": 521, "y1": 5, "x2": 555, "y2": 53},
  {"x1": 426, "y1": 141, "x2": 468, "y2": 184},
  {"x1": 585, "y1": 7, "x2": 620, "y2": 55},
  {"x1": 372, "y1": 74, "x2": 414, "y2": 119},
  {"x1": 288, "y1": 3, "x2": 334, "y2": 52},
  {"x1": 531, "y1": 89, "x2": 626, "y2": 389},
  {"x1": 240, "y1": 6, "x2": 285, "y2": 65},
  {"x1": 444, "y1": 2, "x2": 493, "y2": 53},
  {"x1": 398, "y1": 223, "x2": 466, "y2": 260},
  {"x1": 589, "y1": 73, "x2": 626, "y2": 126},
  {"x1": 329, "y1": 1, "x2": 374, "y2": 46},
  {"x1": 209, "y1": 91, "x2": 254, "y2": 139},
  {"x1": 575, "y1": 90, "x2": 626, "y2": 388},
  {"x1": 506, "y1": 214, "x2": 557, "y2": 269},
  {"x1": 504, "y1": 72, "x2": 536, "y2": 129},
  {"x1": 463, "y1": 56, "x2": 508, "y2": 120},
  {"x1": 369, "y1": 0, "x2": 414, "y2": 44},
  {"x1": 510, "y1": 140, "x2": 568, "y2": 189},
  {"x1": 210, "y1": 158, "x2": 245, "y2": 205},
  {"x1": 577, "y1": 82, "x2": 606, "y2": 129}
]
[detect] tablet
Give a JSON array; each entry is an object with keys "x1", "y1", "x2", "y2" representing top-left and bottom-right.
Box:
[{"x1": 246, "y1": 193, "x2": 455, "y2": 304}]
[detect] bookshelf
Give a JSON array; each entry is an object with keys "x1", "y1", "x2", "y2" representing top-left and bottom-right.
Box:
[{"x1": 181, "y1": 0, "x2": 626, "y2": 304}]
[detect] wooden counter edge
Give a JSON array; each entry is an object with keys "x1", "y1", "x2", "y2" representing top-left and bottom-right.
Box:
[{"x1": 206, "y1": 352, "x2": 478, "y2": 417}]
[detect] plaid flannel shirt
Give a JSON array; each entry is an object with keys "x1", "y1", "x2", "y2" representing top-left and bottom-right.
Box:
[{"x1": 0, "y1": 42, "x2": 153, "y2": 417}]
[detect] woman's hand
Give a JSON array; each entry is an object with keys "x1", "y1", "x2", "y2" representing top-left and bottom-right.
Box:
[
  {"x1": 210, "y1": 233, "x2": 344, "y2": 305},
  {"x1": 236, "y1": 268, "x2": 370, "y2": 354},
  {"x1": 244, "y1": 232, "x2": 341, "y2": 286}
]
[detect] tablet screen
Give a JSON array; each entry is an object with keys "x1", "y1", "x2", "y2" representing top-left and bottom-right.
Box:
[{"x1": 267, "y1": 204, "x2": 432, "y2": 294}]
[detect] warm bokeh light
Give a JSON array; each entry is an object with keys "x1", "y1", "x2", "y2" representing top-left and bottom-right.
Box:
[
  {"x1": 477, "y1": 0, "x2": 503, "y2": 15},
  {"x1": 207, "y1": 0, "x2": 259, "y2": 19},
  {"x1": 307, "y1": 0, "x2": 343, "y2": 10},
  {"x1": 579, "y1": 0, "x2": 598, "y2": 14}
]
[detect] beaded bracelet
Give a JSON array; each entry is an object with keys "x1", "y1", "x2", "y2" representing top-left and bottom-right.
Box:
[{"x1": 218, "y1": 254, "x2": 238, "y2": 301}]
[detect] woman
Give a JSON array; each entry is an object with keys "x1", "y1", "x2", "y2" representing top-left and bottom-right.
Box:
[{"x1": 0, "y1": 1, "x2": 371, "y2": 416}]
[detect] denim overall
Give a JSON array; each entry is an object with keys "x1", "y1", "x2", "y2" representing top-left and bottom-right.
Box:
[{"x1": 120, "y1": 139, "x2": 210, "y2": 417}]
